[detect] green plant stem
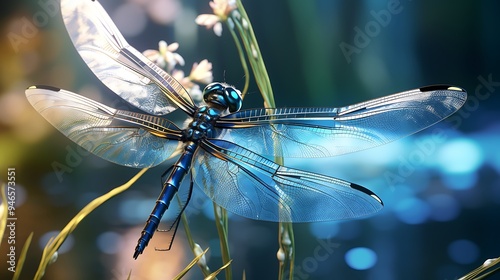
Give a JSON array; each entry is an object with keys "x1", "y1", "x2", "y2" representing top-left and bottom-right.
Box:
[
  {"x1": 206, "y1": 259, "x2": 233, "y2": 280},
  {"x1": 228, "y1": 25, "x2": 250, "y2": 98},
  {"x1": 459, "y1": 257, "x2": 500, "y2": 280},
  {"x1": 173, "y1": 247, "x2": 210, "y2": 280},
  {"x1": 278, "y1": 223, "x2": 295, "y2": 280},
  {"x1": 228, "y1": 1, "x2": 295, "y2": 279},
  {"x1": 13, "y1": 232, "x2": 33, "y2": 280},
  {"x1": 180, "y1": 204, "x2": 213, "y2": 277},
  {"x1": 213, "y1": 203, "x2": 232, "y2": 280},
  {"x1": 231, "y1": 0, "x2": 275, "y2": 107},
  {"x1": 0, "y1": 184, "x2": 7, "y2": 248}
]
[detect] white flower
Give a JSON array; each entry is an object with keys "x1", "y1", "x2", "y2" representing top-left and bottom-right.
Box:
[
  {"x1": 195, "y1": 0, "x2": 237, "y2": 36},
  {"x1": 211, "y1": 0, "x2": 236, "y2": 17},
  {"x1": 143, "y1": 40, "x2": 185, "y2": 71},
  {"x1": 189, "y1": 59, "x2": 213, "y2": 84},
  {"x1": 172, "y1": 59, "x2": 213, "y2": 91},
  {"x1": 143, "y1": 41, "x2": 212, "y2": 103},
  {"x1": 188, "y1": 84, "x2": 203, "y2": 103},
  {"x1": 172, "y1": 69, "x2": 193, "y2": 89},
  {"x1": 172, "y1": 68, "x2": 207, "y2": 103},
  {"x1": 195, "y1": 14, "x2": 223, "y2": 36}
]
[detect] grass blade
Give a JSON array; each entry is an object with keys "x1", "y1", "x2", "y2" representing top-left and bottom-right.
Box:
[
  {"x1": 34, "y1": 168, "x2": 148, "y2": 279},
  {"x1": 12, "y1": 232, "x2": 33, "y2": 280},
  {"x1": 173, "y1": 247, "x2": 210, "y2": 280}
]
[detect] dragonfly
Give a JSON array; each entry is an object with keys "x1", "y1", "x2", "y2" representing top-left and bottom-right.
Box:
[{"x1": 26, "y1": 0, "x2": 467, "y2": 259}]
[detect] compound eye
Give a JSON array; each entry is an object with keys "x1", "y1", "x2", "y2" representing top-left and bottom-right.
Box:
[
  {"x1": 203, "y1": 82, "x2": 224, "y2": 94},
  {"x1": 203, "y1": 82, "x2": 224, "y2": 101},
  {"x1": 224, "y1": 87, "x2": 243, "y2": 113}
]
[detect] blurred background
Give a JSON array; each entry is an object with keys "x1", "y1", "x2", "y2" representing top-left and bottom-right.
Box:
[{"x1": 1, "y1": 0, "x2": 500, "y2": 279}]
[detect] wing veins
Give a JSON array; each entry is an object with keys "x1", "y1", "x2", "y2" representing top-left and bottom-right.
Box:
[{"x1": 196, "y1": 140, "x2": 382, "y2": 222}]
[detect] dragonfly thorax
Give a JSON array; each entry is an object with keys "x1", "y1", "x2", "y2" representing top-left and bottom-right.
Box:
[
  {"x1": 185, "y1": 82, "x2": 242, "y2": 141},
  {"x1": 185, "y1": 106, "x2": 219, "y2": 141}
]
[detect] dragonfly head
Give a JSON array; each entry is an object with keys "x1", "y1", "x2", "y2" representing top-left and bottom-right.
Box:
[{"x1": 203, "y1": 82, "x2": 242, "y2": 113}]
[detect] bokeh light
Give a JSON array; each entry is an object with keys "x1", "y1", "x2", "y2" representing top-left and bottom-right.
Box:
[
  {"x1": 118, "y1": 197, "x2": 156, "y2": 224},
  {"x1": 146, "y1": 0, "x2": 181, "y2": 25},
  {"x1": 393, "y1": 197, "x2": 430, "y2": 224},
  {"x1": 39, "y1": 231, "x2": 74, "y2": 254},
  {"x1": 345, "y1": 247, "x2": 378, "y2": 270},
  {"x1": 427, "y1": 194, "x2": 460, "y2": 222},
  {"x1": 309, "y1": 221, "x2": 340, "y2": 239},
  {"x1": 437, "y1": 138, "x2": 484, "y2": 174},
  {"x1": 96, "y1": 231, "x2": 123, "y2": 254},
  {"x1": 448, "y1": 239, "x2": 480, "y2": 265},
  {"x1": 112, "y1": 2, "x2": 148, "y2": 37},
  {"x1": 441, "y1": 171, "x2": 478, "y2": 191}
]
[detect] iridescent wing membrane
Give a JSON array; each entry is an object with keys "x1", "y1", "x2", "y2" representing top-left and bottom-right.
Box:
[
  {"x1": 193, "y1": 139, "x2": 384, "y2": 222},
  {"x1": 26, "y1": 85, "x2": 184, "y2": 168},
  {"x1": 215, "y1": 85, "x2": 467, "y2": 158},
  {"x1": 33, "y1": 0, "x2": 197, "y2": 167},
  {"x1": 196, "y1": 85, "x2": 467, "y2": 222},
  {"x1": 61, "y1": 0, "x2": 195, "y2": 115}
]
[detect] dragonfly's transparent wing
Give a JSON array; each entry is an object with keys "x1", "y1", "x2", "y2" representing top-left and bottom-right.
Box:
[
  {"x1": 26, "y1": 86, "x2": 184, "y2": 168},
  {"x1": 192, "y1": 139, "x2": 383, "y2": 222},
  {"x1": 216, "y1": 85, "x2": 467, "y2": 158},
  {"x1": 61, "y1": 0, "x2": 195, "y2": 115}
]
